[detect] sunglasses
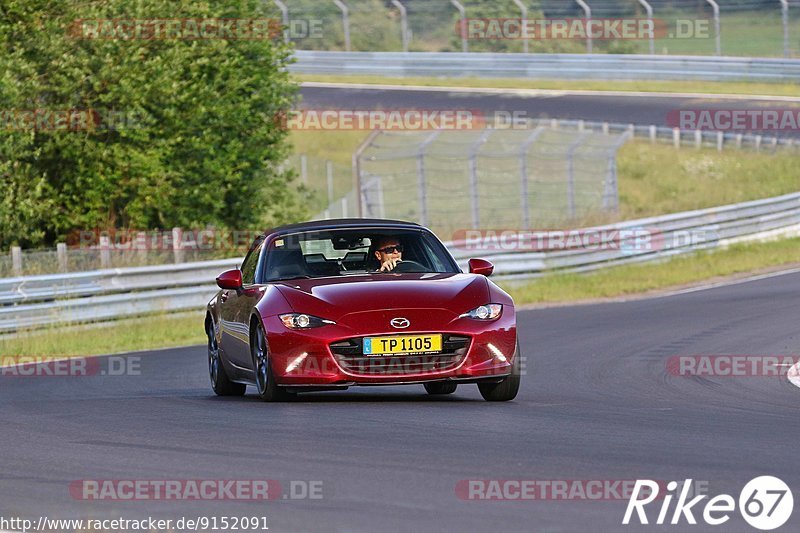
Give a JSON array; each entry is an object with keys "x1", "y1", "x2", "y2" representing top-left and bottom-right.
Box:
[{"x1": 377, "y1": 245, "x2": 403, "y2": 254}]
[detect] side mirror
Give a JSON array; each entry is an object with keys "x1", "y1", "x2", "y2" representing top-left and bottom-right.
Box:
[
  {"x1": 216, "y1": 269, "x2": 243, "y2": 290},
  {"x1": 468, "y1": 258, "x2": 494, "y2": 277}
]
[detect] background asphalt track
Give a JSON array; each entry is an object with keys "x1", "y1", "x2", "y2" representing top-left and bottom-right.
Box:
[
  {"x1": 1, "y1": 272, "x2": 799, "y2": 532},
  {"x1": 299, "y1": 85, "x2": 800, "y2": 138}
]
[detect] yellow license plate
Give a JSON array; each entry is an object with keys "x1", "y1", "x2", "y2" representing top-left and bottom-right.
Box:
[{"x1": 363, "y1": 334, "x2": 442, "y2": 356}]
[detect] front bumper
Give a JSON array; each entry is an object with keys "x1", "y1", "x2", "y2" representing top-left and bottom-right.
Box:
[{"x1": 262, "y1": 309, "x2": 517, "y2": 386}]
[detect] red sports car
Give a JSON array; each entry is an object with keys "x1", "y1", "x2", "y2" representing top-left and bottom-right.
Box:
[{"x1": 205, "y1": 219, "x2": 520, "y2": 402}]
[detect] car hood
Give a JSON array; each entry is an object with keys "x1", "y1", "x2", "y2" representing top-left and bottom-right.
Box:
[{"x1": 273, "y1": 273, "x2": 489, "y2": 323}]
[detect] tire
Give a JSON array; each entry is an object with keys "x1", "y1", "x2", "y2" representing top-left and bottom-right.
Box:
[
  {"x1": 424, "y1": 382, "x2": 457, "y2": 395},
  {"x1": 251, "y1": 322, "x2": 294, "y2": 402},
  {"x1": 207, "y1": 319, "x2": 246, "y2": 397},
  {"x1": 478, "y1": 342, "x2": 521, "y2": 402}
]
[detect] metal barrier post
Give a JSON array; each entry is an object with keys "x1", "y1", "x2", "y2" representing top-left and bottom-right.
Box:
[
  {"x1": 637, "y1": 0, "x2": 655, "y2": 55},
  {"x1": 566, "y1": 132, "x2": 589, "y2": 218},
  {"x1": 575, "y1": 0, "x2": 593, "y2": 53},
  {"x1": 705, "y1": 0, "x2": 721, "y2": 56},
  {"x1": 326, "y1": 161, "x2": 335, "y2": 206},
  {"x1": 376, "y1": 178, "x2": 385, "y2": 218},
  {"x1": 468, "y1": 130, "x2": 492, "y2": 229},
  {"x1": 99, "y1": 236, "x2": 111, "y2": 269},
  {"x1": 11, "y1": 246, "x2": 22, "y2": 276},
  {"x1": 273, "y1": 0, "x2": 290, "y2": 43},
  {"x1": 172, "y1": 227, "x2": 184, "y2": 264},
  {"x1": 57, "y1": 243, "x2": 67, "y2": 273},
  {"x1": 137, "y1": 231, "x2": 147, "y2": 263},
  {"x1": 605, "y1": 131, "x2": 631, "y2": 211},
  {"x1": 781, "y1": 0, "x2": 790, "y2": 58},
  {"x1": 519, "y1": 127, "x2": 545, "y2": 229},
  {"x1": 333, "y1": 0, "x2": 351, "y2": 51},
  {"x1": 512, "y1": 0, "x2": 529, "y2": 54},
  {"x1": 352, "y1": 129, "x2": 381, "y2": 217},
  {"x1": 450, "y1": 0, "x2": 468, "y2": 53},
  {"x1": 391, "y1": 0, "x2": 409, "y2": 52},
  {"x1": 416, "y1": 131, "x2": 441, "y2": 227}
]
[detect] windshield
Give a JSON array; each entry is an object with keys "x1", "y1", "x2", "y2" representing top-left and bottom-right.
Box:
[{"x1": 262, "y1": 228, "x2": 459, "y2": 281}]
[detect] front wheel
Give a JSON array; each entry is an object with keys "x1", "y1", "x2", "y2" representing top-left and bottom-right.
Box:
[
  {"x1": 478, "y1": 342, "x2": 521, "y2": 402},
  {"x1": 251, "y1": 322, "x2": 294, "y2": 402},
  {"x1": 208, "y1": 320, "x2": 246, "y2": 397}
]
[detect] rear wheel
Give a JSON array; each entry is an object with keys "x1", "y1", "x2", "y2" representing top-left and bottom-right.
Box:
[
  {"x1": 478, "y1": 342, "x2": 521, "y2": 402},
  {"x1": 251, "y1": 322, "x2": 294, "y2": 402},
  {"x1": 424, "y1": 382, "x2": 457, "y2": 395},
  {"x1": 207, "y1": 319, "x2": 246, "y2": 396}
]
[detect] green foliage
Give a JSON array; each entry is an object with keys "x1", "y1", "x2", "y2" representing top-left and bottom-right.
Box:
[{"x1": 0, "y1": 0, "x2": 305, "y2": 249}]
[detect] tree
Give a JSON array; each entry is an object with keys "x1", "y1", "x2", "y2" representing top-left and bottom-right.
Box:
[{"x1": 0, "y1": 0, "x2": 305, "y2": 249}]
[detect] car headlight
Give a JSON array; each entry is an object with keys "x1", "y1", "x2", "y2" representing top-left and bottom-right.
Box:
[
  {"x1": 279, "y1": 313, "x2": 335, "y2": 329},
  {"x1": 459, "y1": 304, "x2": 502, "y2": 320}
]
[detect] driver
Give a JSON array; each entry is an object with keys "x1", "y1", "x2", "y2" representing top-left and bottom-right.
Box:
[{"x1": 373, "y1": 237, "x2": 403, "y2": 272}]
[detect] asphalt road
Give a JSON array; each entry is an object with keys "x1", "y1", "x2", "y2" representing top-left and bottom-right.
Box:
[
  {"x1": 1, "y1": 272, "x2": 799, "y2": 532},
  {"x1": 299, "y1": 85, "x2": 800, "y2": 137}
]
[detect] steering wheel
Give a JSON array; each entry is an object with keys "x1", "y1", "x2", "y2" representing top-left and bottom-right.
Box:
[{"x1": 391, "y1": 260, "x2": 427, "y2": 273}]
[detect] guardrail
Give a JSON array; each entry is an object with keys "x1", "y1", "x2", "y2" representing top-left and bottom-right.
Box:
[
  {"x1": 0, "y1": 259, "x2": 239, "y2": 332},
  {"x1": 290, "y1": 51, "x2": 800, "y2": 82},
  {"x1": 3, "y1": 191, "x2": 800, "y2": 333},
  {"x1": 453, "y1": 191, "x2": 800, "y2": 281}
]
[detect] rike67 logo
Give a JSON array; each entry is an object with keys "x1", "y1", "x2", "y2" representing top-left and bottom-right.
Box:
[{"x1": 623, "y1": 476, "x2": 793, "y2": 530}]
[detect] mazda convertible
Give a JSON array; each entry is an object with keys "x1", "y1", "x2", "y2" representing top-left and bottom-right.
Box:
[{"x1": 205, "y1": 219, "x2": 520, "y2": 402}]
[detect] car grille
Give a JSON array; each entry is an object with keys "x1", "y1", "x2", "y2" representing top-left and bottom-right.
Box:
[{"x1": 329, "y1": 335, "x2": 470, "y2": 376}]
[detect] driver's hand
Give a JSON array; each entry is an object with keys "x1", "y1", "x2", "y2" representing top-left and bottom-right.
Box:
[{"x1": 379, "y1": 258, "x2": 402, "y2": 272}]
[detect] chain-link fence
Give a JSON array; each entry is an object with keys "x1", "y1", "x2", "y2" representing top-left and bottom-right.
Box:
[
  {"x1": 348, "y1": 124, "x2": 630, "y2": 236},
  {"x1": 0, "y1": 232, "x2": 248, "y2": 278},
  {"x1": 286, "y1": 153, "x2": 352, "y2": 213},
  {"x1": 277, "y1": 0, "x2": 800, "y2": 57},
  {"x1": 310, "y1": 117, "x2": 799, "y2": 236}
]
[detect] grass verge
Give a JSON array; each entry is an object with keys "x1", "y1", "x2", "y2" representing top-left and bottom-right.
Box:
[
  {"x1": 0, "y1": 311, "x2": 205, "y2": 358},
  {"x1": 297, "y1": 74, "x2": 800, "y2": 98},
  {"x1": 616, "y1": 141, "x2": 800, "y2": 219},
  {"x1": 503, "y1": 236, "x2": 800, "y2": 305}
]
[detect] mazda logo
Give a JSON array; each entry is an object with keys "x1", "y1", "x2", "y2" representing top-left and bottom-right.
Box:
[{"x1": 390, "y1": 317, "x2": 410, "y2": 329}]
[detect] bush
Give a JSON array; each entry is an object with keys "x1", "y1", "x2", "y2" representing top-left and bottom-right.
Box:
[{"x1": 0, "y1": 0, "x2": 306, "y2": 249}]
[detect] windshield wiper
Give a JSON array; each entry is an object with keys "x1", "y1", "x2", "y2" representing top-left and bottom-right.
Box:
[{"x1": 271, "y1": 275, "x2": 312, "y2": 281}]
